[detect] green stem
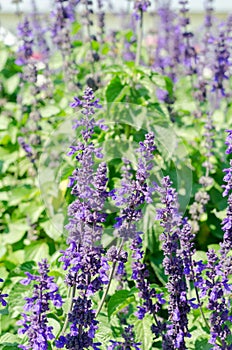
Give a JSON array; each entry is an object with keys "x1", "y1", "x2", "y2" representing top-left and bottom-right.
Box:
[
  {"x1": 96, "y1": 239, "x2": 124, "y2": 317},
  {"x1": 59, "y1": 282, "x2": 77, "y2": 337},
  {"x1": 85, "y1": 0, "x2": 95, "y2": 76},
  {"x1": 194, "y1": 286, "x2": 210, "y2": 331},
  {"x1": 135, "y1": 9, "x2": 143, "y2": 66}
]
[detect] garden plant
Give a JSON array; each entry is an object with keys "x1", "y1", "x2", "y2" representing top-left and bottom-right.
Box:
[{"x1": 0, "y1": 0, "x2": 232, "y2": 349}]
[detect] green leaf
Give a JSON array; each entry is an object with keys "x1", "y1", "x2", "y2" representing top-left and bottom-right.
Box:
[
  {"x1": 24, "y1": 241, "x2": 49, "y2": 262},
  {"x1": 2, "y1": 221, "x2": 29, "y2": 244},
  {"x1": 108, "y1": 290, "x2": 134, "y2": 318},
  {"x1": 105, "y1": 76, "x2": 124, "y2": 102},
  {"x1": 0, "y1": 333, "x2": 20, "y2": 345},
  {"x1": 40, "y1": 214, "x2": 64, "y2": 242},
  {"x1": 0, "y1": 116, "x2": 10, "y2": 130},
  {"x1": 192, "y1": 250, "x2": 208, "y2": 263},
  {"x1": 4, "y1": 74, "x2": 20, "y2": 95},
  {"x1": 8, "y1": 187, "x2": 38, "y2": 206},
  {"x1": 0, "y1": 50, "x2": 8, "y2": 71},
  {"x1": 7, "y1": 282, "x2": 32, "y2": 318},
  {"x1": 133, "y1": 314, "x2": 153, "y2": 350},
  {"x1": 193, "y1": 338, "x2": 211, "y2": 350},
  {"x1": 49, "y1": 51, "x2": 63, "y2": 70},
  {"x1": 95, "y1": 314, "x2": 113, "y2": 347},
  {"x1": 47, "y1": 316, "x2": 61, "y2": 337},
  {"x1": 40, "y1": 105, "x2": 60, "y2": 118}
]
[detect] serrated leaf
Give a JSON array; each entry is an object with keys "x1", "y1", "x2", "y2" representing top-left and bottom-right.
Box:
[
  {"x1": 95, "y1": 313, "x2": 114, "y2": 345},
  {"x1": 133, "y1": 314, "x2": 153, "y2": 350},
  {"x1": 7, "y1": 282, "x2": 32, "y2": 318}
]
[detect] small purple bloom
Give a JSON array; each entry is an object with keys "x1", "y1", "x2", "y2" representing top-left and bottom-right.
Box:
[{"x1": 0, "y1": 279, "x2": 8, "y2": 307}]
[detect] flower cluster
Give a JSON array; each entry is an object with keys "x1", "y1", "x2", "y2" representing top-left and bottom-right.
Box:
[
  {"x1": 16, "y1": 17, "x2": 33, "y2": 65},
  {"x1": 18, "y1": 137, "x2": 35, "y2": 163},
  {"x1": 131, "y1": 231, "x2": 166, "y2": 328},
  {"x1": 197, "y1": 249, "x2": 232, "y2": 348},
  {"x1": 0, "y1": 279, "x2": 8, "y2": 307},
  {"x1": 212, "y1": 30, "x2": 230, "y2": 96},
  {"x1": 220, "y1": 130, "x2": 232, "y2": 271},
  {"x1": 113, "y1": 132, "x2": 156, "y2": 240},
  {"x1": 17, "y1": 259, "x2": 63, "y2": 350},
  {"x1": 108, "y1": 325, "x2": 141, "y2": 350},
  {"x1": 56, "y1": 88, "x2": 110, "y2": 348},
  {"x1": 133, "y1": 0, "x2": 151, "y2": 20},
  {"x1": 71, "y1": 87, "x2": 106, "y2": 140},
  {"x1": 179, "y1": 0, "x2": 197, "y2": 75},
  {"x1": 155, "y1": 176, "x2": 194, "y2": 349}
]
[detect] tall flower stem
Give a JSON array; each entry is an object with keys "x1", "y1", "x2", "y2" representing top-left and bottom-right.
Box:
[
  {"x1": 96, "y1": 239, "x2": 125, "y2": 317},
  {"x1": 194, "y1": 285, "x2": 210, "y2": 330},
  {"x1": 60, "y1": 280, "x2": 77, "y2": 337},
  {"x1": 135, "y1": 9, "x2": 143, "y2": 66},
  {"x1": 85, "y1": 0, "x2": 96, "y2": 76}
]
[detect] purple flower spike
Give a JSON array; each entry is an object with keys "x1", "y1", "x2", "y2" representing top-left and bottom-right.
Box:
[
  {"x1": 71, "y1": 87, "x2": 105, "y2": 142},
  {"x1": 133, "y1": 0, "x2": 151, "y2": 20},
  {"x1": 16, "y1": 18, "x2": 33, "y2": 66},
  {"x1": 225, "y1": 129, "x2": 232, "y2": 155},
  {"x1": 18, "y1": 137, "x2": 35, "y2": 163},
  {"x1": 17, "y1": 260, "x2": 63, "y2": 350},
  {"x1": 0, "y1": 279, "x2": 8, "y2": 307},
  {"x1": 155, "y1": 176, "x2": 195, "y2": 348},
  {"x1": 113, "y1": 132, "x2": 156, "y2": 240},
  {"x1": 108, "y1": 325, "x2": 141, "y2": 349}
]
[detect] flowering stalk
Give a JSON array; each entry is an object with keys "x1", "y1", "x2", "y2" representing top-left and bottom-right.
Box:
[
  {"x1": 56, "y1": 87, "x2": 109, "y2": 348},
  {"x1": 196, "y1": 249, "x2": 232, "y2": 348},
  {"x1": 220, "y1": 130, "x2": 232, "y2": 271},
  {"x1": 97, "y1": 0, "x2": 105, "y2": 43},
  {"x1": 108, "y1": 325, "x2": 141, "y2": 350},
  {"x1": 212, "y1": 29, "x2": 230, "y2": 98},
  {"x1": 17, "y1": 259, "x2": 63, "y2": 350},
  {"x1": 179, "y1": 0, "x2": 197, "y2": 76},
  {"x1": 134, "y1": 0, "x2": 151, "y2": 65},
  {"x1": 155, "y1": 176, "x2": 196, "y2": 349}
]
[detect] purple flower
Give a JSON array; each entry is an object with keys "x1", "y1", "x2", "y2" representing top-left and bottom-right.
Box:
[
  {"x1": 16, "y1": 17, "x2": 33, "y2": 65},
  {"x1": 113, "y1": 132, "x2": 156, "y2": 240},
  {"x1": 57, "y1": 87, "x2": 112, "y2": 348},
  {"x1": 17, "y1": 260, "x2": 63, "y2": 350},
  {"x1": 225, "y1": 129, "x2": 232, "y2": 155},
  {"x1": 18, "y1": 137, "x2": 35, "y2": 163},
  {"x1": 211, "y1": 30, "x2": 230, "y2": 97},
  {"x1": 220, "y1": 130, "x2": 232, "y2": 275},
  {"x1": 155, "y1": 176, "x2": 194, "y2": 348},
  {"x1": 56, "y1": 295, "x2": 101, "y2": 349},
  {"x1": 203, "y1": 250, "x2": 232, "y2": 347},
  {"x1": 108, "y1": 325, "x2": 141, "y2": 349},
  {"x1": 133, "y1": 0, "x2": 151, "y2": 20},
  {"x1": 131, "y1": 231, "x2": 165, "y2": 331},
  {"x1": 0, "y1": 279, "x2": 8, "y2": 307},
  {"x1": 179, "y1": 0, "x2": 198, "y2": 75},
  {"x1": 70, "y1": 87, "x2": 104, "y2": 142}
]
